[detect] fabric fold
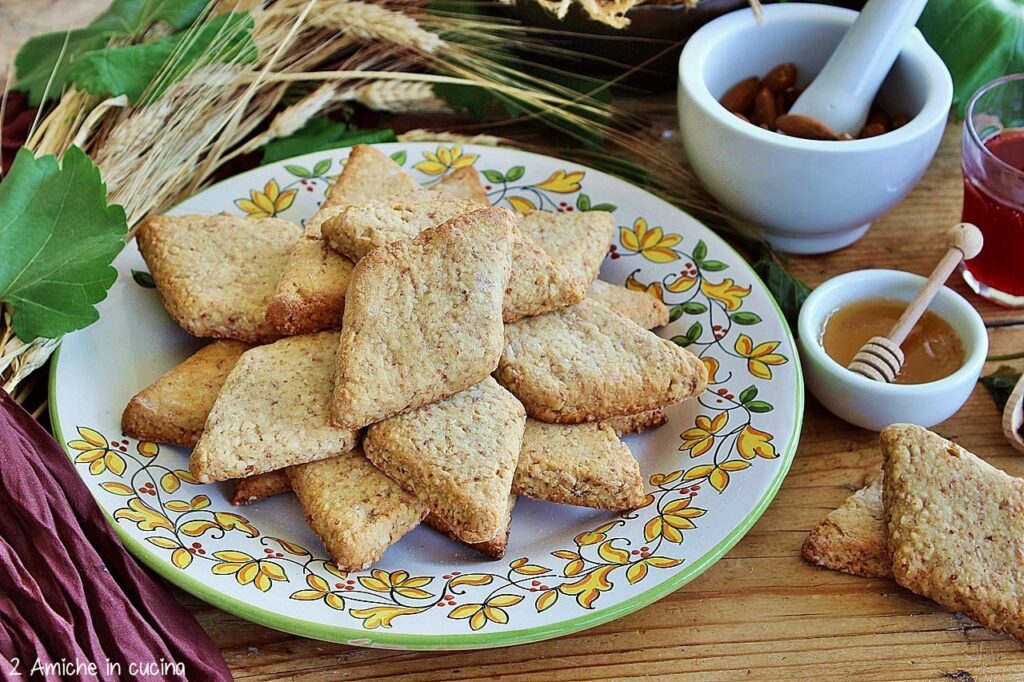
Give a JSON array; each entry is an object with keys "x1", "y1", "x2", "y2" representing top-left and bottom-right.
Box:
[{"x1": 0, "y1": 390, "x2": 230, "y2": 682}]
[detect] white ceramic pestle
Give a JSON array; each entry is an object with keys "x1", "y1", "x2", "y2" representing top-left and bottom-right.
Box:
[{"x1": 788, "y1": 0, "x2": 929, "y2": 135}]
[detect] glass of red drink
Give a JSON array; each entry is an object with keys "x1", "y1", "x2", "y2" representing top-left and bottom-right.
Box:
[{"x1": 962, "y1": 74, "x2": 1024, "y2": 306}]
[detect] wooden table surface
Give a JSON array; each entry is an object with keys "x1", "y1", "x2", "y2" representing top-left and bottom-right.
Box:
[{"x1": 8, "y1": 4, "x2": 1024, "y2": 680}]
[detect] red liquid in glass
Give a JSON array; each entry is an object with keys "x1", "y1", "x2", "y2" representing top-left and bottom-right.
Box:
[{"x1": 962, "y1": 131, "x2": 1024, "y2": 297}]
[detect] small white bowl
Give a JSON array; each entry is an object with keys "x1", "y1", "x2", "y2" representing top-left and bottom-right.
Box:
[
  {"x1": 798, "y1": 270, "x2": 988, "y2": 431},
  {"x1": 677, "y1": 4, "x2": 953, "y2": 254}
]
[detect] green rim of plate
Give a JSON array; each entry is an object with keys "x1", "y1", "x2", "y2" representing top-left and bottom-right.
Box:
[{"x1": 48, "y1": 145, "x2": 804, "y2": 650}]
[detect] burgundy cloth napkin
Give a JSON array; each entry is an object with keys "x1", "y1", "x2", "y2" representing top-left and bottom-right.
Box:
[{"x1": 0, "y1": 390, "x2": 231, "y2": 681}]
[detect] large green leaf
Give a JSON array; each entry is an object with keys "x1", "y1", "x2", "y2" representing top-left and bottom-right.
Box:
[
  {"x1": 919, "y1": 0, "x2": 1024, "y2": 115},
  {"x1": 15, "y1": 28, "x2": 110, "y2": 106},
  {"x1": 13, "y1": 0, "x2": 208, "y2": 105},
  {"x1": 70, "y1": 13, "x2": 258, "y2": 104},
  {"x1": 0, "y1": 147, "x2": 128, "y2": 340},
  {"x1": 90, "y1": 0, "x2": 207, "y2": 34}
]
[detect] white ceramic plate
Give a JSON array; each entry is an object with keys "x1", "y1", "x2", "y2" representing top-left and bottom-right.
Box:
[{"x1": 50, "y1": 143, "x2": 803, "y2": 650}]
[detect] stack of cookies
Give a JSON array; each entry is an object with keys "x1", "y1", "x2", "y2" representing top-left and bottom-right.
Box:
[
  {"x1": 802, "y1": 424, "x2": 1024, "y2": 643},
  {"x1": 123, "y1": 145, "x2": 708, "y2": 570}
]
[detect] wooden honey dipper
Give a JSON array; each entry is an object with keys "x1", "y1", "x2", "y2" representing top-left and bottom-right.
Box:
[{"x1": 848, "y1": 223, "x2": 984, "y2": 382}]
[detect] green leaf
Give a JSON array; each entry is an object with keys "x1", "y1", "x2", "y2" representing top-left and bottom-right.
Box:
[
  {"x1": 590, "y1": 203, "x2": 618, "y2": 212},
  {"x1": 0, "y1": 147, "x2": 128, "y2": 340},
  {"x1": 739, "y1": 386, "x2": 758, "y2": 404},
  {"x1": 15, "y1": 29, "x2": 110, "y2": 106},
  {"x1": 692, "y1": 240, "x2": 708, "y2": 262},
  {"x1": 261, "y1": 117, "x2": 396, "y2": 164},
  {"x1": 285, "y1": 164, "x2": 312, "y2": 178},
  {"x1": 668, "y1": 305, "x2": 684, "y2": 323},
  {"x1": 313, "y1": 159, "x2": 332, "y2": 177},
  {"x1": 576, "y1": 194, "x2": 592, "y2": 211},
  {"x1": 390, "y1": 150, "x2": 407, "y2": 166},
  {"x1": 685, "y1": 321, "x2": 703, "y2": 342},
  {"x1": 13, "y1": 0, "x2": 208, "y2": 105},
  {"x1": 91, "y1": 0, "x2": 208, "y2": 34},
  {"x1": 482, "y1": 169, "x2": 505, "y2": 183},
  {"x1": 70, "y1": 12, "x2": 258, "y2": 104},
  {"x1": 919, "y1": 0, "x2": 1024, "y2": 116},
  {"x1": 432, "y1": 82, "x2": 492, "y2": 121},
  {"x1": 730, "y1": 311, "x2": 762, "y2": 325},
  {"x1": 745, "y1": 400, "x2": 774, "y2": 413},
  {"x1": 700, "y1": 260, "x2": 728, "y2": 272},
  {"x1": 981, "y1": 365, "x2": 1022, "y2": 411},
  {"x1": 753, "y1": 257, "x2": 811, "y2": 332},
  {"x1": 131, "y1": 270, "x2": 155, "y2": 288},
  {"x1": 681, "y1": 301, "x2": 707, "y2": 315},
  {"x1": 505, "y1": 166, "x2": 525, "y2": 182},
  {"x1": 71, "y1": 40, "x2": 176, "y2": 102}
]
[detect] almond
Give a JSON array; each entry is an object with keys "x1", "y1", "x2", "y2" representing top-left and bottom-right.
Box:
[
  {"x1": 752, "y1": 87, "x2": 778, "y2": 128},
  {"x1": 859, "y1": 122, "x2": 886, "y2": 138},
  {"x1": 775, "y1": 114, "x2": 840, "y2": 141},
  {"x1": 762, "y1": 63, "x2": 797, "y2": 93},
  {"x1": 720, "y1": 77, "x2": 759, "y2": 114}
]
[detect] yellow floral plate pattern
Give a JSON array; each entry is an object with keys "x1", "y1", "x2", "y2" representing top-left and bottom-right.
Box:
[{"x1": 50, "y1": 143, "x2": 803, "y2": 650}]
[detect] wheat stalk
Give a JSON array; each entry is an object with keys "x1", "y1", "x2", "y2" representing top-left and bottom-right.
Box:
[
  {"x1": 1, "y1": 0, "x2": 745, "y2": 405},
  {"x1": 343, "y1": 80, "x2": 451, "y2": 114}
]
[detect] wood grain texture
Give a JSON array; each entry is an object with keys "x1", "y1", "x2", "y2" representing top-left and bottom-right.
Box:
[{"x1": 5, "y1": 2, "x2": 1024, "y2": 676}]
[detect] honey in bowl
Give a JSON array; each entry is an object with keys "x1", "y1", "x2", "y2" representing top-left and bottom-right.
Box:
[{"x1": 820, "y1": 298, "x2": 965, "y2": 385}]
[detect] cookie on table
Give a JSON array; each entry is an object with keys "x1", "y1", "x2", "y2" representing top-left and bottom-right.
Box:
[
  {"x1": 513, "y1": 420, "x2": 645, "y2": 510},
  {"x1": 882, "y1": 423, "x2": 1024, "y2": 643},
  {"x1": 589, "y1": 279, "x2": 670, "y2": 329},
  {"x1": 122, "y1": 340, "x2": 249, "y2": 447},
  {"x1": 363, "y1": 377, "x2": 527, "y2": 544},
  {"x1": 518, "y1": 210, "x2": 615, "y2": 286},
  {"x1": 323, "y1": 194, "x2": 480, "y2": 262},
  {"x1": 801, "y1": 478, "x2": 891, "y2": 579},
  {"x1": 266, "y1": 145, "x2": 422, "y2": 336},
  {"x1": 137, "y1": 214, "x2": 299, "y2": 343},
  {"x1": 424, "y1": 496, "x2": 516, "y2": 560},
  {"x1": 288, "y1": 450, "x2": 428, "y2": 571},
  {"x1": 434, "y1": 166, "x2": 490, "y2": 205},
  {"x1": 604, "y1": 408, "x2": 668, "y2": 437},
  {"x1": 331, "y1": 207, "x2": 516, "y2": 429},
  {"x1": 231, "y1": 469, "x2": 290, "y2": 506},
  {"x1": 496, "y1": 299, "x2": 707, "y2": 423},
  {"x1": 190, "y1": 331, "x2": 359, "y2": 482}
]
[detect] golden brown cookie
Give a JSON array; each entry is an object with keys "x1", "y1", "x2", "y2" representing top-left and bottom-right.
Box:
[
  {"x1": 331, "y1": 207, "x2": 516, "y2": 429},
  {"x1": 589, "y1": 279, "x2": 670, "y2": 329},
  {"x1": 434, "y1": 166, "x2": 489, "y2": 205},
  {"x1": 288, "y1": 449, "x2": 427, "y2": 570},
  {"x1": 363, "y1": 377, "x2": 526, "y2": 543},
  {"x1": 231, "y1": 470, "x2": 291, "y2": 505},
  {"x1": 423, "y1": 496, "x2": 516, "y2": 560},
  {"x1": 882, "y1": 424, "x2": 1024, "y2": 643},
  {"x1": 122, "y1": 340, "x2": 249, "y2": 447},
  {"x1": 137, "y1": 214, "x2": 299, "y2": 343},
  {"x1": 190, "y1": 332, "x2": 359, "y2": 482},
  {"x1": 603, "y1": 408, "x2": 669, "y2": 436},
  {"x1": 518, "y1": 210, "x2": 614, "y2": 286},
  {"x1": 496, "y1": 299, "x2": 707, "y2": 423},
  {"x1": 801, "y1": 479, "x2": 891, "y2": 579},
  {"x1": 322, "y1": 194, "x2": 479, "y2": 262},
  {"x1": 513, "y1": 419, "x2": 645, "y2": 510},
  {"x1": 266, "y1": 145, "x2": 421, "y2": 335}
]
